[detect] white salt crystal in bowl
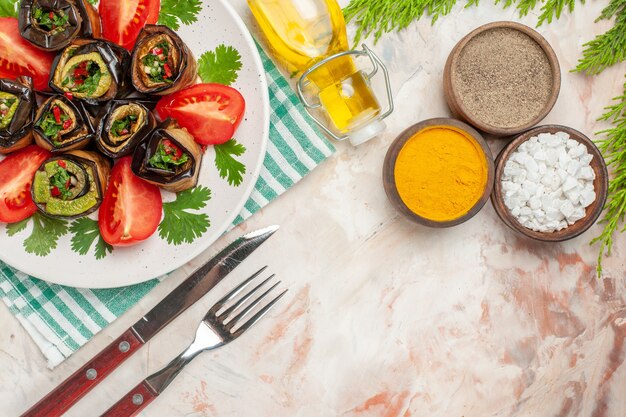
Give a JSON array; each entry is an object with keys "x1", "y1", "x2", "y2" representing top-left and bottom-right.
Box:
[{"x1": 491, "y1": 125, "x2": 608, "y2": 242}]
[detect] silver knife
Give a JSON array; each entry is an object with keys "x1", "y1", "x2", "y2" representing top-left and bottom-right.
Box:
[{"x1": 21, "y1": 225, "x2": 279, "y2": 417}]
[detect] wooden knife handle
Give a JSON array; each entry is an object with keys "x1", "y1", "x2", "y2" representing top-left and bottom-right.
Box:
[
  {"x1": 21, "y1": 328, "x2": 144, "y2": 417},
  {"x1": 100, "y1": 380, "x2": 158, "y2": 417}
]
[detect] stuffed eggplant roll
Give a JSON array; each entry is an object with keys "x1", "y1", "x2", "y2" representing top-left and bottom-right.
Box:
[
  {"x1": 0, "y1": 77, "x2": 36, "y2": 154},
  {"x1": 32, "y1": 150, "x2": 110, "y2": 219},
  {"x1": 131, "y1": 120, "x2": 202, "y2": 192},
  {"x1": 49, "y1": 39, "x2": 130, "y2": 104},
  {"x1": 18, "y1": 0, "x2": 101, "y2": 51},
  {"x1": 131, "y1": 25, "x2": 197, "y2": 95},
  {"x1": 34, "y1": 94, "x2": 95, "y2": 152},
  {"x1": 96, "y1": 101, "x2": 156, "y2": 158}
]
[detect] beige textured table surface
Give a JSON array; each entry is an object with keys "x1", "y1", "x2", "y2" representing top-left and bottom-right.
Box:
[{"x1": 2, "y1": 0, "x2": 626, "y2": 416}]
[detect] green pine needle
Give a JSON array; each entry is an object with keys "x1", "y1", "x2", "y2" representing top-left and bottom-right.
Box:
[
  {"x1": 591, "y1": 79, "x2": 626, "y2": 275},
  {"x1": 574, "y1": 2, "x2": 626, "y2": 75},
  {"x1": 343, "y1": 0, "x2": 585, "y2": 45}
]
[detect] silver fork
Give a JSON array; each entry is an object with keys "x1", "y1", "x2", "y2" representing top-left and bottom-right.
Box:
[{"x1": 101, "y1": 267, "x2": 286, "y2": 417}]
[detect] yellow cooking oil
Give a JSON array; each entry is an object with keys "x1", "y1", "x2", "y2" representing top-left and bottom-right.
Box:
[{"x1": 248, "y1": 0, "x2": 381, "y2": 134}]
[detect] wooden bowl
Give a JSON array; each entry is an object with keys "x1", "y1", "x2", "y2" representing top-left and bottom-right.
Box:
[
  {"x1": 443, "y1": 21, "x2": 561, "y2": 137},
  {"x1": 491, "y1": 125, "x2": 608, "y2": 242},
  {"x1": 383, "y1": 118, "x2": 495, "y2": 228}
]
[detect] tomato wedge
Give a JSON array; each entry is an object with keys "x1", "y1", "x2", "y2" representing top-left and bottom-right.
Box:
[
  {"x1": 155, "y1": 83, "x2": 246, "y2": 145},
  {"x1": 0, "y1": 17, "x2": 54, "y2": 90},
  {"x1": 98, "y1": 157, "x2": 163, "y2": 246},
  {"x1": 0, "y1": 145, "x2": 51, "y2": 223},
  {"x1": 99, "y1": 0, "x2": 161, "y2": 51}
]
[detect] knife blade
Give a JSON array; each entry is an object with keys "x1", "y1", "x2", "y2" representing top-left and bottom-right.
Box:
[{"x1": 21, "y1": 225, "x2": 278, "y2": 417}]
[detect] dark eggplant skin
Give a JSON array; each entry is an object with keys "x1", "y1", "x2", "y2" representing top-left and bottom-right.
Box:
[
  {"x1": 73, "y1": 0, "x2": 101, "y2": 38},
  {"x1": 33, "y1": 94, "x2": 96, "y2": 152},
  {"x1": 31, "y1": 150, "x2": 110, "y2": 220},
  {"x1": 49, "y1": 38, "x2": 131, "y2": 105},
  {"x1": 19, "y1": 0, "x2": 82, "y2": 51},
  {"x1": 96, "y1": 100, "x2": 157, "y2": 159},
  {"x1": 131, "y1": 25, "x2": 198, "y2": 96},
  {"x1": 0, "y1": 76, "x2": 35, "y2": 154},
  {"x1": 131, "y1": 119, "x2": 202, "y2": 192}
]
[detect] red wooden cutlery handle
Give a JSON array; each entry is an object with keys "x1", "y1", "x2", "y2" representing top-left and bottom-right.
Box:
[
  {"x1": 101, "y1": 380, "x2": 158, "y2": 417},
  {"x1": 21, "y1": 328, "x2": 144, "y2": 417}
]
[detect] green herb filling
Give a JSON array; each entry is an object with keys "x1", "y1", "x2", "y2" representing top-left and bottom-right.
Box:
[
  {"x1": 110, "y1": 114, "x2": 138, "y2": 137},
  {"x1": 62, "y1": 61, "x2": 103, "y2": 96},
  {"x1": 142, "y1": 41, "x2": 174, "y2": 83},
  {"x1": 148, "y1": 139, "x2": 189, "y2": 170},
  {"x1": 33, "y1": 6, "x2": 69, "y2": 33}
]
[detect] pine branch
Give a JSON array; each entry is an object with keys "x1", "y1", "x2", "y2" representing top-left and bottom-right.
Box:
[
  {"x1": 343, "y1": 0, "x2": 586, "y2": 45},
  {"x1": 574, "y1": 0, "x2": 626, "y2": 75},
  {"x1": 591, "y1": 79, "x2": 626, "y2": 275}
]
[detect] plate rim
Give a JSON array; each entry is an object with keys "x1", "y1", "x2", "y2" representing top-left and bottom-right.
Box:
[{"x1": 0, "y1": 0, "x2": 270, "y2": 289}]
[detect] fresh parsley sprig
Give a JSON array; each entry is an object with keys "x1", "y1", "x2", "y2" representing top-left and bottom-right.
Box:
[
  {"x1": 158, "y1": 0, "x2": 202, "y2": 31},
  {"x1": 158, "y1": 186, "x2": 211, "y2": 245},
  {"x1": 198, "y1": 44, "x2": 243, "y2": 86},
  {"x1": 70, "y1": 218, "x2": 113, "y2": 260},
  {"x1": 0, "y1": 0, "x2": 18, "y2": 18},
  {"x1": 214, "y1": 139, "x2": 247, "y2": 186},
  {"x1": 6, "y1": 213, "x2": 69, "y2": 256}
]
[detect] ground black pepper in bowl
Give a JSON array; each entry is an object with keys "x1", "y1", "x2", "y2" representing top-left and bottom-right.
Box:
[{"x1": 443, "y1": 22, "x2": 561, "y2": 136}]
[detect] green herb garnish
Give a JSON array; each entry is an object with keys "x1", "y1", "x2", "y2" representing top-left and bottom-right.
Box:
[
  {"x1": 33, "y1": 6, "x2": 68, "y2": 32},
  {"x1": 148, "y1": 139, "x2": 189, "y2": 171},
  {"x1": 70, "y1": 218, "x2": 113, "y2": 259},
  {"x1": 5, "y1": 212, "x2": 69, "y2": 256},
  {"x1": 158, "y1": 0, "x2": 202, "y2": 30},
  {"x1": 158, "y1": 186, "x2": 211, "y2": 245},
  {"x1": 198, "y1": 44, "x2": 242, "y2": 86},
  {"x1": 214, "y1": 139, "x2": 246, "y2": 186},
  {"x1": 110, "y1": 114, "x2": 138, "y2": 137}
]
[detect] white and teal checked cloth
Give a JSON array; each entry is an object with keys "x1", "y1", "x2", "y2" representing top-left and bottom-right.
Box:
[{"x1": 0, "y1": 46, "x2": 335, "y2": 368}]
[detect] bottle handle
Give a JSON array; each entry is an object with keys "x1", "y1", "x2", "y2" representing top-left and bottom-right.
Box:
[{"x1": 296, "y1": 45, "x2": 394, "y2": 143}]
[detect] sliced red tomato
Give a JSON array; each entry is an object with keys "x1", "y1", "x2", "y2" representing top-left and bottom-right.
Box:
[
  {"x1": 0, "y1": 17, "x2": 54, "y2": 90},
  {"x1": 99, "y1": 0, "x2": 161, "y2": 51},
  {"x1": 99, "y1": 157, "x2": 163, "y2": 246},
  {"x1": 0, "y1": 145, "x2": 51, "y2": 223},
  {"x1": 156, "y1": 83, "x2": 246, "y2": 145}
]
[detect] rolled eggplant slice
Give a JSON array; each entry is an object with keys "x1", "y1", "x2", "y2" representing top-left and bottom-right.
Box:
[
  {"x1": 74, "y1": 0, "x2": 101, "y2": 38},
  {"x1": 50, "y1": 39, "x2": 130, "y2": 104},
  {"x1": 33, "y1": 94, "x2": 95, "y2": 152},
  {"x1": 132, "y1": 120, "x2": 202, "y2": 192},
  {"x1": 96, "y1": 100, "x2": 156, "y2": 158},
  {"x1": 131, "y1": 25, "x2": 198, "y2": 95},
  {"x1": 0, "y1": 76, "x2": 35, "y2": 154},
  {"x1": 19, "y1": 0, "x2": 81, "y2": 51},
  {"x1": 31, "y1": 150, "x2": 110, "y2": 219}
]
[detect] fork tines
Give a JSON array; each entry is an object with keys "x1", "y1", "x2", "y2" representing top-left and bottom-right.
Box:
[{"x1": 209, "y1": 266, "x2": 287, "y2": 337}]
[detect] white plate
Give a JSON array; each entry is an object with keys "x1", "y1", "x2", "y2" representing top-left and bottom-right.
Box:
[{"x1": 0, "y1": 0, "x2": 269, "y2": 288}]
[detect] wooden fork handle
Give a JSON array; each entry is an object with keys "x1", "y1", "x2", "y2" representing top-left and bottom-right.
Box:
[
  {"x1": 21, "y1": 329, "x2": 144, "y2": 417},
  {"x1": 100, "y1": 381, "x2": 158, "y2": 417}
]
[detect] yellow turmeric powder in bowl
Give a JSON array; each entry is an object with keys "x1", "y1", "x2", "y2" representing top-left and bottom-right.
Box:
[{"x1": 383, "y1": 118, "x2": 494, "y2": 227}]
